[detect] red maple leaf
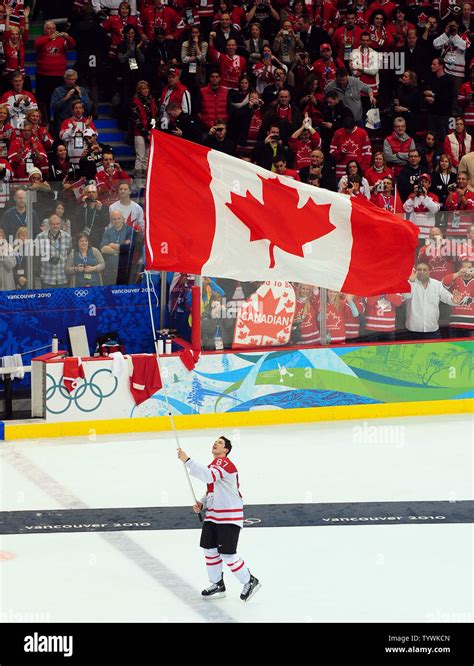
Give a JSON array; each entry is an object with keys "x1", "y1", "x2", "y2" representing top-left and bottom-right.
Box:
[
  {"x1": 250, "y1": 338, "x2": 258, "y2": 345},
  {"x1": 238, "y1": 330, "x2": 247, "y2": 340},
  {"x1": 239, "y1": 289, "x2": 294, "y2": 340},
  {"x1": 284, "y1": 299, "x2": 293, "y2": 309},
  {"x1": 283, "y1": 292, "x2": 288, "y2": 297},
  {"x1": 226, "y1": 175, "x2": 335, "y2": 268}
]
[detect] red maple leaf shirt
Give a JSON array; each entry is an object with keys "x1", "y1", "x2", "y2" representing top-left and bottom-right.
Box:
[{"x1": 186, "y1": 456, "x2": 244, "y2": 528}]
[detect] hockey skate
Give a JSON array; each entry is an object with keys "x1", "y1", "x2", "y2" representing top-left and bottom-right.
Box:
[
  {"x1": 201, "y1": 577, "x2": 226, "y2": 599},
  {"x1": 240, "y1": 574, "x2": 261, "y2": 602}
]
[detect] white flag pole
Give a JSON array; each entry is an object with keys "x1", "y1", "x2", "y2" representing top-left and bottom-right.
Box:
[{"x1": 144, "y1": 270, "x2": 203, "y2": 521}]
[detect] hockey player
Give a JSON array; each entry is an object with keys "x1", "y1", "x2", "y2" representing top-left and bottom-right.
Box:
[{"x1": 177, "y1": 436, "x2": 261, "y2": 602}]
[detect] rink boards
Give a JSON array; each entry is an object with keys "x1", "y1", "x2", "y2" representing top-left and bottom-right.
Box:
[{"x1": 1, "y1": 339, "x2": 473, "y2": 440}]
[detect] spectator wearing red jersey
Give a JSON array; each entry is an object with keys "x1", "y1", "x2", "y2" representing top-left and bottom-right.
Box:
[
  {"x1": 367, "y1": 10, "x2": 393, "y2": 51},
  {"x1": 101, "y1": 1, "x2": 140, "y2": 60},
  {"x1": 367, "y1": 1, "x2": 397, "y2": 23},
  {"x1": 443, "y1": 116, "x2": 472, "y2": 168},
  {"x1": 389, "y1": 6, "x2": 415, "y2": 49},
  {"x1": 0, "y1": 71, "x2": 37, "y2": 130},
  {"x1": 325, "y1": 291, "x2": 360, "y2": 344},
  {"x1": 2, "y1": 5, "x2": 30, "y2": 78},
  {"x1": 141, "y1": 0, "x2": 182, "y2": 42},
  {"x1": 403, "y1": 173, "x2": 441, "y2": 240},
  {"x1": 345, "y1": 294, "x2": 365, "y2": 340},
  {"x1": 332, "y1": 9, "x2": 363, "y2": 65},
  {"x1": 158, "y1": 67, "x2": 192, "y2": 128},
  {"x1": 288, "y1": 118, "x2": 321, "y2": 171},
  {"x1": 0, "y1": 104, "x2": 14, "y2": 160},
  {"x1": 364, "y1": 293, "x2": 403, "y2": 342},
  {"x1": 458, "y1": 62, "x2": 474, "y2": 137},
  {"x1": 95, "y1": 151, "x2": 132, "y2": 206},
  {"x1": 365, "y1": 151, "x2": 393, "y2": 194},
  {"x1": 312, "y1": 44, "x2": 338, "y2": 91},
  {"x1": 383, "y1": 117, "x2": 415, "y2": 178},
  {"x1": 329, "y1": 113, "x2": 372, "y2": 179},
  {"x1": 26, "y1": 109, "x2": 53, "y2": 153},
  {"x1": 417, "y1": 228, "x2": 455, "y2": 283},
  {"x1": 198, "y1": 71, "x2": 230, "y2": 131},
  {"x1": 293, "y1": 283, "x2": 320, "y2": 345},
  {"x1": 273, "y1": 154, "x2": 300, "y2": 180},
  {"x1": 8, "y1": 122, "x2": 48, "y2": 184},
  {"x1": 442, "y1": 260, "x2": 474, "y2": 336},
  {"x1": 444, "y1": 171, "x2": 474, "y2": 238},
  {"x1": 370, "y1": 175, "x2": 401, "y2": 211},
  {"x1": 131, "y1": 80, "x2": 157, "y2": 177},
  {"x1": 35, "y1": 21, "x2": 75, "y2": 123},
  {"x1": 208, "y1": 34, "x2": 247, "y2": 89},
  {"x1": 311, "y1": 0, "x2": 340, "y2": 37}
]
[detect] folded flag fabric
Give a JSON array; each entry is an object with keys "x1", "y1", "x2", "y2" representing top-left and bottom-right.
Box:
[
  {"x1": 62, "y1": 357, "x2": 85, "y2": 393},
  {"x1": 129, "y1": 354, "x2": 163, "y2": 406},
  {"x1": 145, "y1": 131, "x2": 419, "y2": 296}
]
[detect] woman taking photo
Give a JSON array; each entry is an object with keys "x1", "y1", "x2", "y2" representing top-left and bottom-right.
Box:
[{"x1": 66, "y1": 232, "x2": 105, "y2": 288}]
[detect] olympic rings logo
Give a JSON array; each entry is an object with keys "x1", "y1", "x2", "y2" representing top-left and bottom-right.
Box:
[
  {"x1": 46, "y1": 368, "x2": 118, "y2": 414},
  {"x1": 74, "y1": 290, "x2": 88, "y2": 297}
]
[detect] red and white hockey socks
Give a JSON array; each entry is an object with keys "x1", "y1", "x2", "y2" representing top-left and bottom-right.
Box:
[
  {"x1": 221, "y1": 553, "x2": 251, "y2": 585},
  {"x1": 203, "y1": 548, "x2": 223, "y2": 583}
]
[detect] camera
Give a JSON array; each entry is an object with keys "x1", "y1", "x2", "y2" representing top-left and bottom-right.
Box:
[
  {"x1": 154, "y1": 26, "x2": 165, "y2": 38},
  {"x1": 448, "y1": 25, "x2": 458, "y2": 35},
  {"x1": 447, "y1": 183, "x2": 457, "y2": 192},
  {"x1": 49, "y1": 255, "x2": 60, "y2": 265}
]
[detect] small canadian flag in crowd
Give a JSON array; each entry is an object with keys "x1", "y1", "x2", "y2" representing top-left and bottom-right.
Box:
[{"x1": 145, "y1": 131, "x2": 419, "y2": 296}]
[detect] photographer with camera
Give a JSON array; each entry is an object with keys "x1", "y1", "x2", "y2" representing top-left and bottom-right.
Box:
[
  {"x1": 403, "y1": 173, "x2": 441, "y2": 241},
  {"x1": 227, "y1": 91, "x2": 264, "y2": 157},
  {"x1": 205, "y1": 119, "x2": 237, "y2": 156},
  {"x1": 433, "y1": 18, "x2": 468, "y2": 114},
  {"x1": 51, "y1": 70, "x2": 92, "y2": 137},
  {"x1": 370, "y1": 176, "x2": 399, "y2": 211},
  {"x1": 442, "y1": 259, "x2": 474, "y2": 337},
  {"x1": 35, "y1": 213, "x2": 72, "y2": 289},
  {"x1": 253, "y1": 45, "x2": 287, "y2": 95},
  {"x1": 444, "y1": 171, "x2": 474, "y2": 237},
  {"x1": 73, "y1": 183, "x2": 110, "y2": 251},
  {"x1": 273, "y1": 20, "x2": 303, "y2": 67},
  {"x1": 252, "y1": 124, "x2": 290, "y2": 170}
]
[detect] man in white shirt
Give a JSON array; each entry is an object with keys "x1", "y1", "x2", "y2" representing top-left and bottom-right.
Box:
[
  {"x1": 109, "y1": 181, "x2": 144, "y2": 232},
  {"x1": 403, "y1": 261, "x2": 461, "y2": 339}
]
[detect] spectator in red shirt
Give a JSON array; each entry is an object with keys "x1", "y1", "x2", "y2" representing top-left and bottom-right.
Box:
[
  {"x1": 198, "y1": 71, "x2": 230, "y2": 131},
  {"x1": 8, "y1": 122, "x2": 49, "y2": 184},
  {"x1": 273, "y1": 154, "x2": 301, "y2": 180},
  {"x1": 101, "y1": 1, "x2": 140, "y2": 60},
  {"x1": 329, "y1": 113, "x2": 372, "y2": 179},
  {"x1": 35, "y1": 20, "x2": 76, "y2": 123},
  {"x1": 458, "y1": 63, "x2": 474, "y2": 137},
  {"x1": 332, "y1": 9, "x2": 363, "y2": 65},
  {"x1": 26, "y1": 109, "x2": 54, "y2": 153},
  {"x1": 0, "y1": 70, "x2": 38, "y2": 130},
  {"x1": 2, "y1": 5, "x2": 30, "y2": 78},
  {"x1": 444, "y1": 171, "x2": 474, "y2": 237},
  {"x1": 365, "y1": 151, "x2": 394, "y2": 194},
  {"x1": 141, "y1": 0, "x2": 182, "y2": 43},
  {"x1": 208, "y1": 34, "x2": 247, "y2": 89},
  {"x1": 95, "y1": 151, "x2": 132, "y2": 206},
  {"x1": 288, "y1": 118, "x2": 321, "y2": 171},
  {"x1": 442, "y1": 259, "x2": 474, "y2": 337}
]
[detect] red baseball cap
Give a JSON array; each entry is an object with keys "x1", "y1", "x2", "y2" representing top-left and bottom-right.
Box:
[
  {"x1": 420, "y1": 173, "x2": 431, "y2": 182},
  {"x1": 320, "y1": 43, "x2": 332, "y2": 51}
]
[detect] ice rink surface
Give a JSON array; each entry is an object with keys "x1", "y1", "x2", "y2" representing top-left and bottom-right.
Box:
[{"x1": 0, "y1": 414, "x2": 472, "y2": 623}]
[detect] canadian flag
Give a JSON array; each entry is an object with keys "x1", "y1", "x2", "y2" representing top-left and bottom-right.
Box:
[{"x1": 145, "y1": 131, "x2": 419, "y2": 296}]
